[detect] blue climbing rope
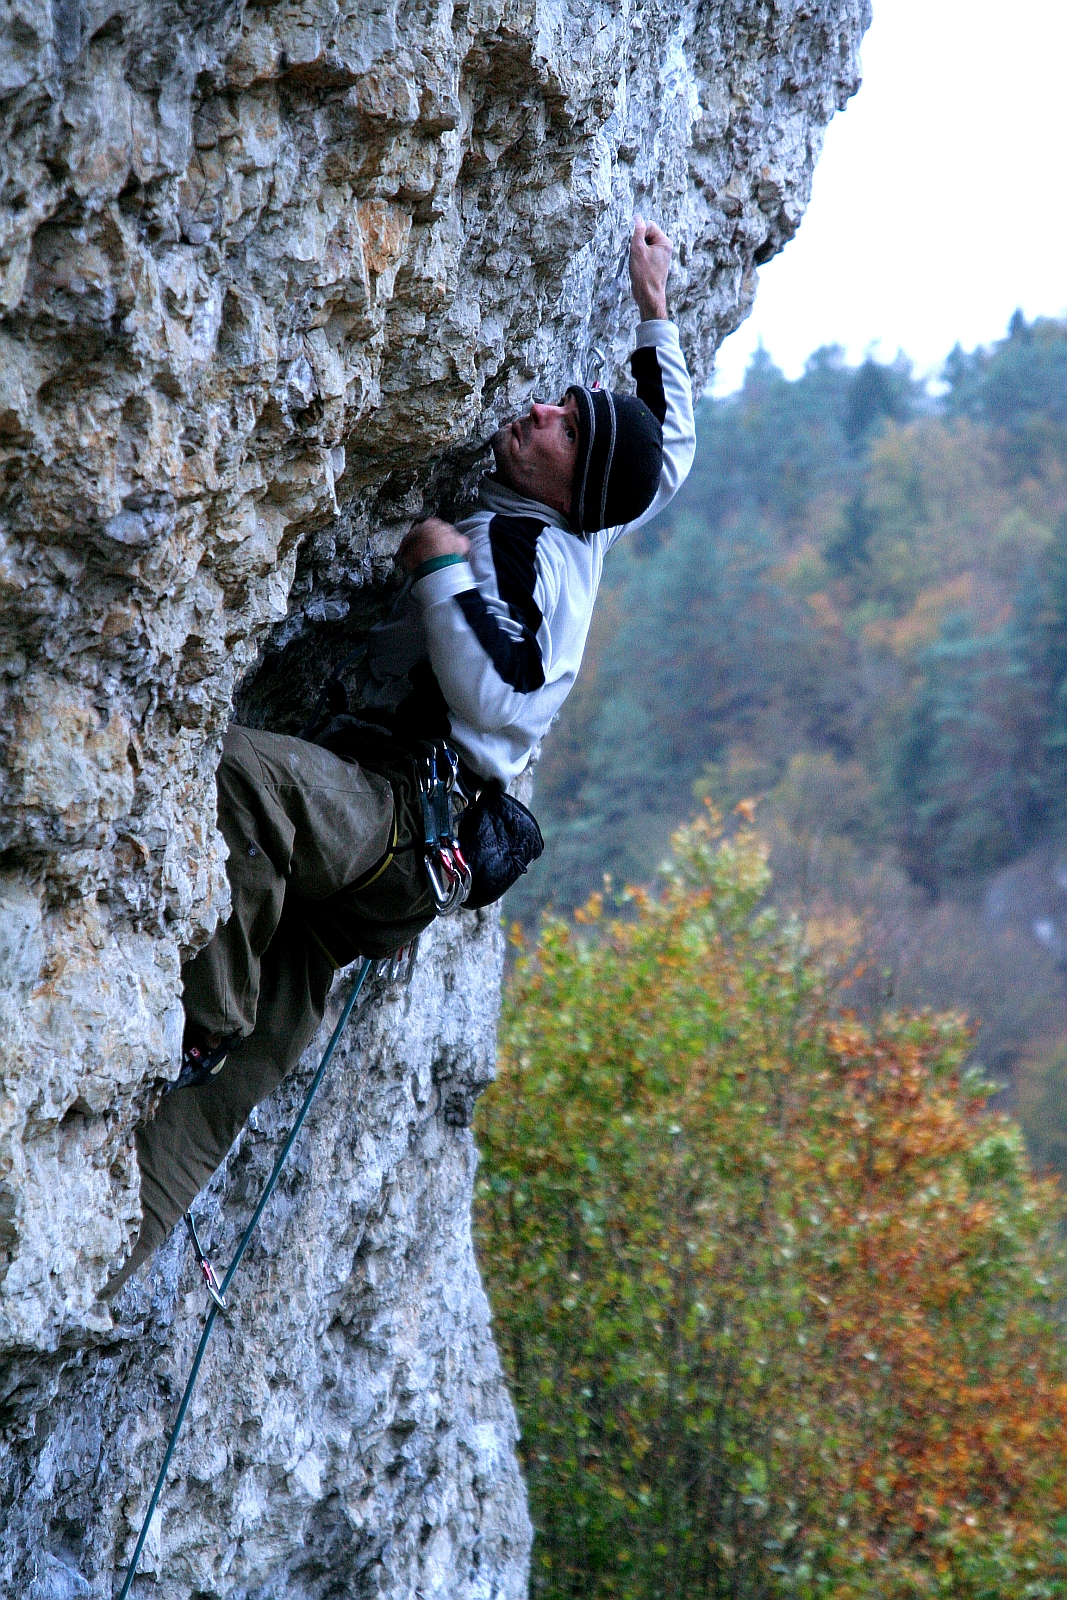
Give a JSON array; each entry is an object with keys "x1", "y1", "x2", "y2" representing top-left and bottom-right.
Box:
[{"x1": 116, "y1": 957, "x2": 373, "y2": 1599}]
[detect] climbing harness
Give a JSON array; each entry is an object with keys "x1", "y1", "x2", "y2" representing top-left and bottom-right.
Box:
[
  {"x1": 418, "y1": 743, "x2": 471, "y2": 914},
  {"x1": 116, "y1": 952, "x2": 391, "y2": 1599},
  {"x1": 302, "y1": 647, "x2": 472, "y2": 920},
  {"x1": 299, "y1": 624, "x2": 536, "y2": 927}
]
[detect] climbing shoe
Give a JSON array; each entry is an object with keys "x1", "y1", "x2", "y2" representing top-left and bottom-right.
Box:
[{"x1": 170, "y1": 1032, "x2": 240, "y2": 1093}]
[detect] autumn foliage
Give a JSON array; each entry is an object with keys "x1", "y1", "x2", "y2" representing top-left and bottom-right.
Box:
[{"x1": 475, "y1": 811, "x2": 1067, "y2": 1597}]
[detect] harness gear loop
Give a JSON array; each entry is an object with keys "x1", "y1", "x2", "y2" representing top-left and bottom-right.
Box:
[
  {"x1": 418, "y1": 744, "x2": 471, "y2": 915},
  {"x1": 116, "y1": 955, "x2": 376, "y2": 1600}
]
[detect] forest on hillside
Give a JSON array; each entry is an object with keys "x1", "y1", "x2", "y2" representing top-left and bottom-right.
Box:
[{"x1": 520, "y1": 313, "x2": 1067, "y2": 1172}]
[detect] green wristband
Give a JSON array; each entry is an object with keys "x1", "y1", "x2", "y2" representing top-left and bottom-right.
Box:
[{"x1": 411, "y1": 552, "x2": 468, "y2": 581}]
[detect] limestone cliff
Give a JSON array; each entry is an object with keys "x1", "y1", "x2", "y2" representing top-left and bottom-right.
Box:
[{"x1": 0, "y1": 0, "x2": 869, "y2": 1593}]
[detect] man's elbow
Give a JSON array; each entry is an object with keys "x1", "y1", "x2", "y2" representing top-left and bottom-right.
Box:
[
  {"x1": 661, "y1": 445, "x2": 697, "y2": 500},
  {"x1": 441, "y1": 682, "x2": 515, "y2": 735}
]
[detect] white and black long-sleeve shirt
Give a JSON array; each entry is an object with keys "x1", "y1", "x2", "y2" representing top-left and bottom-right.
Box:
[{"x1": 360, "y1": 319, "x2": 696, "y2": 782}]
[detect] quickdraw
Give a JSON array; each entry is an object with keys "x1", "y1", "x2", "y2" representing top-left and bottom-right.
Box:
[
  {"x1": 419, "y1": 744, "x2": 472, "y2": 915},
  {"x1": 184, "y1": 1212, "x2": 226, "y2": 1310}
]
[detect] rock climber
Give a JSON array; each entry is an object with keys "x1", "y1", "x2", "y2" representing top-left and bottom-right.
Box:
[{"x1": 107, "y1": 215, "x2": 696, "y2": 1293}]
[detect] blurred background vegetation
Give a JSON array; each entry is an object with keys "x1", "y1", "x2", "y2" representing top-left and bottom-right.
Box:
[
  {"x1": 516, "y1": 312, "x2": 1067, "y2": 1174},
  {"x1": 478, "y1": 814, "x2": 1067, "y2": 1598}
]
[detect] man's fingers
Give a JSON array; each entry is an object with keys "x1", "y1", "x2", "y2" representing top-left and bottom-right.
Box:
[
  {"x1": 630, "y1": 217, "x2": 650, "y2": 251},
  {"x1": 631, "y1": 215, "x2": 672, "y2": 254},
  {"x1": 639, "y1": 219, "x2": 671, "y2": 251},
  {"x1": 410, "y1": 515, "x2": 450, "y2": 538},
  {"x1": 398, "y1": 517, "x2": 470, "y2": 572}
]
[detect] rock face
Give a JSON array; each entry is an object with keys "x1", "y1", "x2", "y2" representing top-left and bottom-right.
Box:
[
  {"x1": 3, "y1": 917, "x2": 529, "y2": 1598},
  {"x1": 0, "y1": 0, "x2": 869, "y2": 1593}
]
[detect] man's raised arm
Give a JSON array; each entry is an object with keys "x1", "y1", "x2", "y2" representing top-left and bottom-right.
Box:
[{"x1": 611, "y1": 216, "x2": 697, "y2": 546}]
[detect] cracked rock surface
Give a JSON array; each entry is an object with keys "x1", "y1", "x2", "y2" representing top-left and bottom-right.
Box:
[
  {"x1": 0, "y1": 0, "x2": 868, "y2": 1592},
  {"x1": 4, "y1": 917, "x2": 526, "y2": 1598}
]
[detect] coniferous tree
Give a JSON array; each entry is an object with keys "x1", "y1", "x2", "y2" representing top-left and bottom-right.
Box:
[
  {"x1": 1036, "y1": 512, "x2": 1067, "y2": 816},
  {"x1": 944, "y1": 312, "x2": 1067, "y2": 478},
  {"x1": 843, "y1": 354, "x2": 918, "y2": 448},
  {"x1": 894, "y1": 606, "x2": 1046, "y2": 883}
]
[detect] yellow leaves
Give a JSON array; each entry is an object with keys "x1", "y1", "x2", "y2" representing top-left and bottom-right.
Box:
[
  {"x1": 804, "y1": 907, "x2": 865, "y2": 973},
  {"x1": 862, "y1": 417, "x2": 1009, "y2": 603},
  {"x1": 574, "y1": 890, "x2": 604, "y2": 924},
  {"x1": 992, "y1": 505, "x2": 1053, "y2": 564}
]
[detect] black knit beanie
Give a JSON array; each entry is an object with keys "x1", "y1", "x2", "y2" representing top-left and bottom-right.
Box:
[{"x1": 566, "y1": 385, "x2": 663, "y2": 534}]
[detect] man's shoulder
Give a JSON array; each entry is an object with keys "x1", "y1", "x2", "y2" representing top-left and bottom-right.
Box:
[
  {"x1": 486, "y1": 513, "x2": 592, "y2": 568},
  {"x1": 488, "y1": 512, "x2": 551, "y2": 543},
  {"x1": 468, "y1": 508, "x2": 592, "y2": 616},
  {"x1": 460, "y1": 505, "x2": 551, "y2": 542}
]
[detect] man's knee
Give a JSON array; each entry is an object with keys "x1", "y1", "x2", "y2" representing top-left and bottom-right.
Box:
[
  {"x1": 216, "y1": 726, "x2": 269, "y2": 835},
  {"x1": 115, "y1": 922, "x2": 334, "y2": 1283}
]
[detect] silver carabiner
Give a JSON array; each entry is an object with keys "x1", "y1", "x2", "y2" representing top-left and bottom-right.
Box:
[
  {"x1": 375, "y1": 936, "x2": 420, "y2": 985},
  {"x1": 440, "y1": 746, "x2": 459, "y2": 790},
  {"x1": 430, "y1": 846, "x2": 467, "y2": 915},
  {"x1": 586, "y1": 345, "x2": 607, "y2": 389},
  {"x1": 439, "y1": 845, "x2": 469, "y2": 911},
  {"x1": 184, "y1": 1212, "x2": 227, "y2": 1310},
  {"x1": 389, "y1": 937, "x2": 420, "y2": 984},
  {"x1": 425, "y1": 849, "x2": 461, "y2": 912}
]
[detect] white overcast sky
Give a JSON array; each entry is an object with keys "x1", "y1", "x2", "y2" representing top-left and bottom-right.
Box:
[{"x1": 710, "y1": 0, "x2": 1067, "y2": 393}]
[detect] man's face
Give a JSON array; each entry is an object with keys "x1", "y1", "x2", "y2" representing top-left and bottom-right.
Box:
[{"x1": 491, "y1": 394, "x2": 580, "y2": 514}]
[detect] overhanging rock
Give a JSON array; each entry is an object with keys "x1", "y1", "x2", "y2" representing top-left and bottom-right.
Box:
[{"x1": 0, "y1": 0, "x2": 869, "y2": 1592}]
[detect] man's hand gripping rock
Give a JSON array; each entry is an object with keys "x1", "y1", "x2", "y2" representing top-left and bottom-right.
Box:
[
  {"x1": 398, "y1": 515, "x2": 470, "y2": 573},
  {"x1": 629, "y1": 214, "x2": 671, "y2": 323}
]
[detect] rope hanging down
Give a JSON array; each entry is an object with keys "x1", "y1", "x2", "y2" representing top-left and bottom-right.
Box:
[{"x1": 116, "y1": 956, "x2": 374, "y2": 1600}]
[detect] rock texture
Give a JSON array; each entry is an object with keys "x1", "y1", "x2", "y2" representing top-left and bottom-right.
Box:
[
  {"x1": 0, "y1": 0, "x2": 869, "y2": 1593},
  {"x1": 3, "y1": 916, "x2": 529, "y2": 1598}
]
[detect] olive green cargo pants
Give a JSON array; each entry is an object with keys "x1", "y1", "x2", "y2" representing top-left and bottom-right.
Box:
[{"x1": 111, "y1": 725, "x2": 395, "y2": 1292}]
